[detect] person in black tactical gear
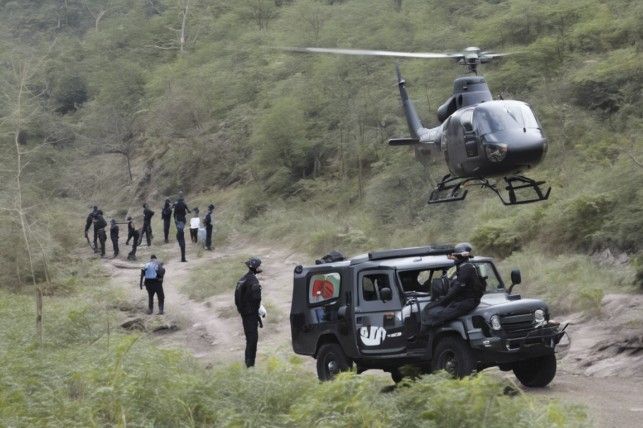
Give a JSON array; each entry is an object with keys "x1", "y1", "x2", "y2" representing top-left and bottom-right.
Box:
[
  {"x1": 94, "y1": 210, "x2": 108, "y2": 257},
  {"x1": 139, "y1": 203, "x2": 155, "y2": 246},
  {"x1": 127, "y1": 220, "x2": 140, "y2": 261},
  {"x1": 204, "y1": 204, "x2": 214, "y2": 251},
  {"x1": 423, "y1": 243, "x2": 485, "y2": 326},
  {"x1": 125, "y1": 216, "x2": 134, "y2": 246},
  {"x1": 139, "y1": 255, "x2": 165, "y2": 314},
  {"x1": 110, "y1": 219, "x2": 119, "y2": 258},
  {"x1": 173, "y1": 192, "x2": 191, "y2": 226},
  {"x1": 161, "y1": 199, "x2": 172, "y2": 243},
  {"x1": 84, "y1": 206, "x2": 98, "y2": 249},
  {"x1": 235, "y1": 257, "x2": 263, "y2": 368},
  {"x1": 176, "y1": 221, "x2": 187, "y2": 262}
]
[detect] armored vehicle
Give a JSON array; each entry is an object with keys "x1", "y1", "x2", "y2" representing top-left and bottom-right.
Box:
[{"x1": 290, "y1": 245, "x2": 569, "y2": 387}]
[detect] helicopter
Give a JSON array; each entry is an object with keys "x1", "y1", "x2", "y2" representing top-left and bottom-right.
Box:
[{"x1": 282, "y1": 46, "x2": 551, "y2": 205}]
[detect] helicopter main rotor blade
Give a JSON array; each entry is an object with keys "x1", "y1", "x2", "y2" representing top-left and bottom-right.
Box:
[{"x1": 281, "y1": 46, "x2": 456, "y2": 60}]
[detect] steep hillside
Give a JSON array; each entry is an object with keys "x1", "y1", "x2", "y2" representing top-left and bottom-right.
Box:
[{"x1": 0, "y1": 0, "x2": 640, "y2": 318}]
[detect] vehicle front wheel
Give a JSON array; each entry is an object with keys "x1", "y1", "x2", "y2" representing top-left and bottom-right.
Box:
[
  {"x1": 513, "y1": 354, "x2": 557, "y2": 387},
  {"x1": 431, "y1": 336, "x2": 476, "y2": 378},
  {"x1": 316, "y1": 342, "x2": 351, "y2": 381}
]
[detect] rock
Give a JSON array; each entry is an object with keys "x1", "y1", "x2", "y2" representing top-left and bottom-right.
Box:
[
  {"x1": 152, "y1": 321, "x2": 178, "y2": 333},
  {"x1": 121, "y1": 318, "x2": 145, "y2": 331}
]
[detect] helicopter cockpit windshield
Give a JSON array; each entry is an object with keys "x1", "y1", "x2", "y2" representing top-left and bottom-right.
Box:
[{"x1": 473, "y1": 101, "x2": 541, "y2": 136}]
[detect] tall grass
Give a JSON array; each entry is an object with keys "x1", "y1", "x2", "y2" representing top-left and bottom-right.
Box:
[{"x1": 0, "y1": 289, "x2": 587, "y2": 427}]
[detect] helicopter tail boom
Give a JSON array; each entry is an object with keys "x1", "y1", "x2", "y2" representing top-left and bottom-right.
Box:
[{"x1": 394, "y1": 65, "x2": 436, "y2": 144}]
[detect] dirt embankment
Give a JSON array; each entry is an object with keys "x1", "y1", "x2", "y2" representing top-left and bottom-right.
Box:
[{"x1": 102, "y1": 239, "x2": 643, "y2": 427}]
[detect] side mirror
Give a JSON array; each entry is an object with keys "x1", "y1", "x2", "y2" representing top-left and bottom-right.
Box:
[
  {"x1": 380, "y1": 287, "x2": 392, "y2": 302},
  {"x1": 508, "y1": 269, "x2": 521, "y2": 294}
]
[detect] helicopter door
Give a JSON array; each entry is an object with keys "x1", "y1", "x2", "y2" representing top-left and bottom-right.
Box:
[
  {"x1": 461, "y1": 109, "x2": 478, "y2": 157},
  {"x1": 445, "y1": 115, "x2": 466, "y2": 176}
]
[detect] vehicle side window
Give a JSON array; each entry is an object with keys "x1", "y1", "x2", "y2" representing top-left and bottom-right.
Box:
[
  {"x1": 362, "y1": 273, "x2": 390, "y2": 301},
  {"x1": 308, "y1": 272, "x2": 341, "y2": 304}
]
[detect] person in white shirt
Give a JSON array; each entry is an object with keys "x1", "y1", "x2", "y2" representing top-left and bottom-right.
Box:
[{"x1": 189, "y1": 211, "x2": 201, "y2": 243}]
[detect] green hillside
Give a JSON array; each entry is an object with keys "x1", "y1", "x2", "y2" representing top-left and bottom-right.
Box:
[
  {"x1": 0, "y1": 0, "x2": 640, "y2": 424},
  {"x1": 1, "y1": 0, "x2": 640, "y2": 304}
]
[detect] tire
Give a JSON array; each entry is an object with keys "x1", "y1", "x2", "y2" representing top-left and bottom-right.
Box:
[
  {"x1": 513, "y1": 354, "x2": 557, "y2": 388},
  {"x1": 431, "y1": 336, "x2": 476, "y2": 378},
  {"x1": 390, "y1": 367, "x2": 403, "y2": 383},
  {"x1": 316, "y1": 342, "x2": 351, "y2": 381}
]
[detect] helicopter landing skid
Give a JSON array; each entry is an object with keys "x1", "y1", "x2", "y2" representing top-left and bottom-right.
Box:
[{"x1": 428, "y1": 174, "x2": 551, "y2": 205}]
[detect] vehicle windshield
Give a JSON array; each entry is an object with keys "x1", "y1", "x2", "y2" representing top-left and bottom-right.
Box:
[
  {"x1": 397, "y1": 261, "x2": 503, "y2": 296},
  {"x1": 473, "y1": 101, "x2": 540, "y2": 136},
  {"x1": 473, "y1": 261, "x2": 503, "y2": 290}
]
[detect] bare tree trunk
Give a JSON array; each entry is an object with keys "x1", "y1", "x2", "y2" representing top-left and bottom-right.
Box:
[
  {"x1": 13, "y1": 65, "x2": 43, "y2": 343},
  {"x1": 179, "y1": 0, "x2": 190, "y2": 53},
  {"x1": 125, "y1": 153, "x2": 133, "y2": 182}
]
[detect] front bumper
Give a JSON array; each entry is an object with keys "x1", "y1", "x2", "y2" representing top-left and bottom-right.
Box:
[{"x1": 469, "y1": 322, "x2": 570, "y2": 363}]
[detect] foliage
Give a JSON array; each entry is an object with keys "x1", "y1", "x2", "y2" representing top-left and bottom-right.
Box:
[{"x1": 0, "y1": 288, "x2": 587, "y2": 426}]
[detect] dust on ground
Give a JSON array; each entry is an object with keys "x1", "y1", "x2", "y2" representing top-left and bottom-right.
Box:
[{"x1": 100, "y1": 238, "x2": 643, "y2": 427}]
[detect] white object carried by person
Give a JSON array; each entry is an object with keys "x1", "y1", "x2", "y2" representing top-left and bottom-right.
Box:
[{"x1": 258, "y1": 304, "x2": 267, "y2": 318}]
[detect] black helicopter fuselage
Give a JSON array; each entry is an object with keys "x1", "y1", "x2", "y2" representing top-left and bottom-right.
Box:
[{"x1": 401, "y1": 75, "x2": 548, "y2": 179}]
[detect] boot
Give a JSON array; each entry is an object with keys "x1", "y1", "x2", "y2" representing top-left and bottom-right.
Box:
[{"x1": 158, "y1": 303, "x2": 164, "y2": 315}]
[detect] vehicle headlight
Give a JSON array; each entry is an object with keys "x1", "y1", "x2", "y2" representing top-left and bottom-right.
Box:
[
  {"x1": 534, "y1": 309, "x2": 545, "y2": 323},
  {"x1": 490, "y1": 315, "x2": 502, "y2": 330},
  {"x1": 485, "y1": 143, "x2": 508, "y2": 162}
]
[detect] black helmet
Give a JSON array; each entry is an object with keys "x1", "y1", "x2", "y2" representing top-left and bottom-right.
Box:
[
  {"x1": 452, "y1": 242, "x2": 473, "y2": 258},
  {"x1": 126, "y1": 216, "x2": 132, "y2": 221},
  {"x1": 245, "y1": 257, "x2": 262, "y2": 271},
  {"x1": 208, "y1": 204, "x2": 214, "y2": 210}
]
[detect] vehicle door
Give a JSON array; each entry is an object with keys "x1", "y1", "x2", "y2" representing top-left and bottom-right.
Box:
[{"x1": 353, "y1": 269, "x2": 406, "y2": 354}]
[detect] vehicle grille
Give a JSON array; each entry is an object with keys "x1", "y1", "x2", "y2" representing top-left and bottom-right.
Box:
[{"x1": 500, "y1": 313, "x2": 535, "y2": 337}]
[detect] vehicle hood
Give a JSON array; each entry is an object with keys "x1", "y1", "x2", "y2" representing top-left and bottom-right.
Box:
[{"x1": 472, "y1": 292, "x2": 548, "y2": 315}]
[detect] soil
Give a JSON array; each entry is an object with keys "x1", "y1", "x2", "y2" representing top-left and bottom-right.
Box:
[{"x1": 101, "y1": 237, "x2": 643, "y2": 427}]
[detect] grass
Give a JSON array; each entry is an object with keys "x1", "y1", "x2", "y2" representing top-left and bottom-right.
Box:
[
  {"x1": 0, "y1": 288, "x2": 588, "y2": 427},
  {"x1": 498, "y1": 246, "x2": 637, "y2": 314},
  {"x1": 181, "y1": 254, "x2": 251, "y2": 301}
]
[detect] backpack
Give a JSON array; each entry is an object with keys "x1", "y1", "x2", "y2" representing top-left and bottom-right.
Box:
[
  {"x1": 234, "y1": 277, "x2": 246, "y2": 312},
  {"x1": 315, "y1": 250, "x2": 345, "y2": 265},
  {"x1": 157, "y1": 265, "x2": 166, "y2": 280},
  {"x1": 144, "y1": 262, "x2": 158, "y2": 280},
  {"x1": 95, "y1": 216, "x2": 107, "y2": 229},
  {"x1": 472, "y1": 264, "x2": 488, "y2": 295}
]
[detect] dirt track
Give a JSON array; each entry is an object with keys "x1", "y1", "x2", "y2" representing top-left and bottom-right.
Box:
[{"x1": 103, "y1": 238, "x2": 643, "y2": 428}]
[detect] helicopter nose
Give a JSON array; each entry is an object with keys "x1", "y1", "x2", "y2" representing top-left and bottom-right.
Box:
[{"x1": 507, "y1": 133, "x2": 547, "y2": 167}]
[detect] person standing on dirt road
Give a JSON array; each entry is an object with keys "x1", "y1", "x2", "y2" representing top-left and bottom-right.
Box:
[
  {"x1": 125, "y1": 216, "x2": 135, "y2": 246},
  {"x1": 161, "y1": 199, "x2": 172, "y2": 243},
  {"x1": 235, "y1": 257, "x2": 263, "y2": 368},
  {"x1": 140, "y1": 203, "x2": 155, "y2": 246},
  {"x1": 173, "y1": 192, "x2": 191, "y2": 227},
  {"x1": 84, "y1": 205, "x2": 98, "y2": 250},
  {"x1": 95, "y1": 210, "x2": 108, "y2": 257},
  {"x1": 110, "y1": 219, "x2": 119, "y2": 258},
  {"x1": 127, "y1": 220, "x2": 140, "y2": 261},
  {"x1": 176, "y1": 221, "x2": 187, "y2": 262},
  {"x1": 140, "y1": 254, "x2": 165, "y2": 314},
  {"x1": 189, "y1": 210, "x2": 200, "y2": 244},
  {"x1": 204, "y1": 204, "x2": 214, "y2": 251}
]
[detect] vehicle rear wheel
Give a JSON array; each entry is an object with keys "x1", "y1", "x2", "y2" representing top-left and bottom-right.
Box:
[
  {"x1": 431, "y1": 336, "x2": 476, "y2": 377},
  {"x1": 513, "y1": 354, "x2": 557, "y2": 387},
  {"x1": 316, "y1": 342, "x2": 351, "y2": 381}
]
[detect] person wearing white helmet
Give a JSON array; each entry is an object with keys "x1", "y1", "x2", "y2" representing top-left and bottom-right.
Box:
[{"x1": 423, "y1": 243, "x2": 485, "y2": 326}]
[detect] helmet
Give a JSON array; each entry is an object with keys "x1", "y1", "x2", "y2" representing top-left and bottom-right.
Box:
[
  {"x1": 245, "y1": 257, "x2": 262, "y2": 271},
  {"x1": 452, "y1": 242, "x2": 473, "y2": 258},
  {"x1": 208, "y1": 204, "x2": 215, "y2": 210}
]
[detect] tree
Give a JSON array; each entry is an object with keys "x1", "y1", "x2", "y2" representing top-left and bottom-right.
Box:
[{"x1": 0, "y1": 49, "x2": 55, "y2": 343}]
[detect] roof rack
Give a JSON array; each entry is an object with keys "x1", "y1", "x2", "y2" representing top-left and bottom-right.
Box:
[{"x1": 367, "y1": 245, "x2": 454, "y2": 262}]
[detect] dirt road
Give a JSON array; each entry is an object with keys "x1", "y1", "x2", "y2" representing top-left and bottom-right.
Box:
[{"x1": 103, "y1": 239, "x2": 643, "y2": 428}]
